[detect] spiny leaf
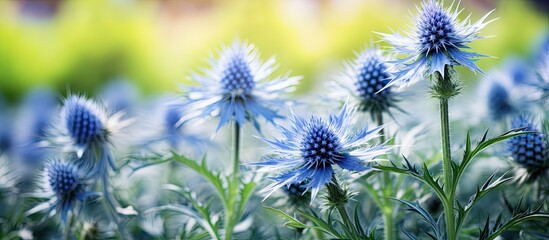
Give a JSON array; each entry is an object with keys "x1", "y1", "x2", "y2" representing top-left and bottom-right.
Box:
[
  {"x1": 393, "y1": 199, "x2": 443, "y2": 240},
  {"x1": 454, "y1": 128, "x2": 530, "y2": 193}
]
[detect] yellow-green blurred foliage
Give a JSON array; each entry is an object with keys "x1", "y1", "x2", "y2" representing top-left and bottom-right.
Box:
[{"x1": 0, "y1": 0, "x2": 547, "y2": 102}]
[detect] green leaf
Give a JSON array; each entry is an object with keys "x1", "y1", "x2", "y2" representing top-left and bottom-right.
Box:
[
  {"x1": 454, "y1": 128, "x2": 529, "y2": 192},
  {"x1": 170, "y1": 152, "x2": 228, "y2": 208},
  {"x1": 479, "y1": 205, "x2": 549, "y2": 240},
  {"x1": 455, "y1": 172, "x2": 513, "y2": 236},
  {"x1": 394, "y1": 199, "x2": 442, "y2": 240},
  {"x1": 297, "y1": 208, "x2": 345, "y2": 238},
  {"x1": 374, "y1": 157, "x2": 446, "y2": 203},
  {"x1": 263, "y1": 206, "x2": 307, "y2": 229}
]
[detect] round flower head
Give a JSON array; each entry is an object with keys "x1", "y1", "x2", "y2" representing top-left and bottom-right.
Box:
[
  {"x1": 334, "y1": 47, "x2": 400, "y2": 117},
  {"x1": 27, "y1": 160, "x2": 97, "y2": 222},
  {"x1": 183, "y1": 40, "x2": 300, "y2": 131},
  {"x1": 56, "y1": 95, "x2": 128, "y2": 177},
  {"x1": 508, "y1": 115, "x2": 548, "y2": 172},
  {"x1": 478, "y1": 65, "x2": 532, "y2": 122},
  {"x1": 379, "y1": 0, "x2": 494, "y2": 88},
  {"x1": 253, "y1": 103, "x2": 391, "y2": 201}
]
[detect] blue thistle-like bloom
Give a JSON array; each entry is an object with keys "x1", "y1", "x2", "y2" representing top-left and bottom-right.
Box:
[
  {"x1": 379, "y1": 0, "x2": 494, "y2": 87},
  {"x1": 479, "y1": 66, "x2": 532, "y2": 122},
  {"x1": 253, "y1": 103, "x2": 391, "y2": 201},
  {"x1": 183, "y1": 40, "x2": 300, "y2": 131},
  {"x1": 56, "y1": 95, "x2": 128, "y2": 177},
  {"x1": 508, "y1": 115, "x2": 548, "y2": 170},
  {"x1": 334, "y1": 47, "x2": 400, "y2": 117},
  {"x1": 27, "y1": 160, "x2": 97, "y2": 222}
]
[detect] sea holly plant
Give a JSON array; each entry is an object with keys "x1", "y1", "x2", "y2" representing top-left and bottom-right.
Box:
[
  {"x1": 332, "y1": 46, "x2": 404, "y2": 239},
  {"x1": 145, "y1": 40, "x2": 300, "y2": 240},
  {"x1": 46, "y1": 95, "x2": 135, "y2": 237},
  {"x1": 254, "y1": 103, "x2": 392, "y2": 240},
  {"x1": 376, "y1": 0, "x2": 549, "y2": 239}
]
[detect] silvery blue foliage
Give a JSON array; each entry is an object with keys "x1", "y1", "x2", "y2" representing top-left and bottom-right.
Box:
[
  {"x1": 183, "y1": 40, "x2": 300, "y2": 131},
  {"x1": 253, "y1": 103, "x2": 391, "y2": 201},
  {"x1": 379, "y1": 0, "x2": 494, "y2": 88},
  {"x1": 28, "y1": 160, "x2": 97, "y2": 222},
  {"x1": 508, "y1": 115, "x2": 548, "y2": 169}
]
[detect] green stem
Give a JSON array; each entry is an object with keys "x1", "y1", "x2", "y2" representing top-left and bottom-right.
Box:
[
  {"x1": 329, "y1": 175, "x2": 359, "y2": 239},
  {"x1": 336, "y1": 205, "x2": 356, "y2": 237},
  {"x1": 376, "y1": 112, "x2": 394, "y2": 240},
  {"x1": 436, "y1": 72, "x2": 456, "y2": 240},
  {"x1": 232, "y1": 122, "x2": 241, "y2": 183},
  {"x1": 225, "y1": 122, "x2": 241, "y2": 240}
]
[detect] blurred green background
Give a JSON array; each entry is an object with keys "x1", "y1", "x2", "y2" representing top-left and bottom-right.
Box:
[{"x1": 0, "y1": 0, "x2": 547, "y2": 102}]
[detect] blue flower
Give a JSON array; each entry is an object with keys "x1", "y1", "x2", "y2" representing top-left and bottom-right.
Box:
[
  {"x1": 478, "y1": 66, "x2": 532, "y2": 122},
  {"x1": 379, "y1": 0, "x2": 494, "y2": 88},
  {"x1": 27, "y1": 160, "x2": 97, "y2": 222},
  {"x1": 55, "y1": 95, "x2": 129, "y2": 177},
  {"x1": 13, "y1": 88, "x2": 56, "y2": 167},
  {"x1": 183, "y1": 40, "x2": 300, "y2": 131},
  {"x1": 334, "y1": 47, "x2": 401, "y2": 117},
  {"x1": 508, "y1": 115, "x2": 548, "y2": 170},
  {"x1": 253, "y1": 103, "x2": 391, "y2": 201}
]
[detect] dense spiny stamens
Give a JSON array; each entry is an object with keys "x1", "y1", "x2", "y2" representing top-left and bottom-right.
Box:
[
  {"x1": 48, "y1": 162, "x2": 79, "y2": 196},
  {"x1": 221, "y1": 56, "x2": 255, "y2": 96},
  {"x1": 300, "y1": 118, "x2": 341, "y2": 167},
  {"x1": 66, "y1": 103, "x2": 104, "y2": 145},
  {"x1": 509, "y1": 117, "x2": 548, "y2": 168},
  {"x1": 418, "y1": 4, "x2": 456, "y2": 54},
  {"x1": 354, "y1": 55, "x2": 391, "y2": 102}
]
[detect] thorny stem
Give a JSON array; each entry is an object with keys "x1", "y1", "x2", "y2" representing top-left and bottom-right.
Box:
[{"x1": 434, "y1": 68, "x2": 456, "y2": 240}]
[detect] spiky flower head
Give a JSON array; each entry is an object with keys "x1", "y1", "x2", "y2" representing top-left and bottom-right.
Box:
[
  {"x1": 380, "y1": 0, "x2": 494, "y2": 88},
  {"x1": 479, "y1": 65, "x2": 532, "y2": 122},
  {"x1": 335, "y1": 47, "x2": 401, "y2": 118},
  {"x1": 63, "y1": 96, "x2": 108, "y2": 149},
  {"x1": 253, "y1": 103, "x2": 391, "y2": 201},
  {"x1": 27, "y1": 160, "x2": 96, "y2": 222},
  {"x1": 508, "y1": 115, "x2": 548, "y2": 177},
  {"x1": 56, "y1": 95, "x2": 128, "y2": 177},
  {"x1": 183, "y1": 40, "x2": 300, "y2": 131}
]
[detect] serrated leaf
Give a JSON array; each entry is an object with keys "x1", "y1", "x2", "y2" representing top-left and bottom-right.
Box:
[
  {"x1": 394, "y1": 199, "x2": 443, "y2": 240},
  {"x1": 454, "y1": 128, "x2": 530, "y2": 192}
]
